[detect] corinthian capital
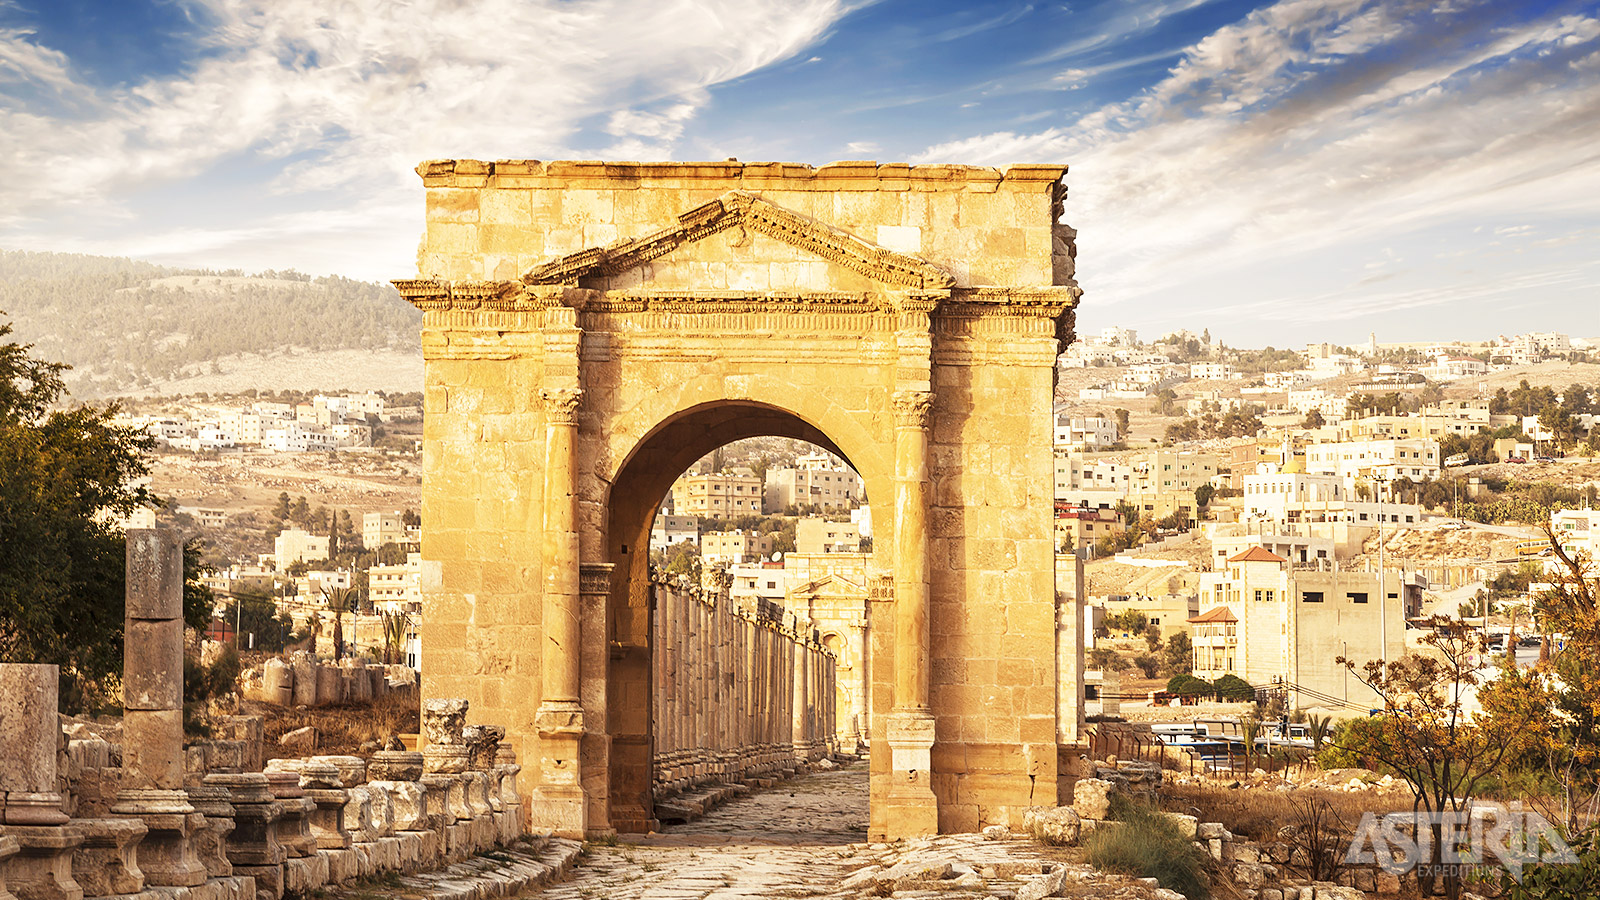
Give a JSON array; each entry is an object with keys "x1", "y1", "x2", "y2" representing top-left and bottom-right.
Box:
[
  {"x1": 540, "y1": 387, "x2": 584, "y2": 426},
  {"x1": 891, "y1": 390, "x2": 933, "y2": 429}
]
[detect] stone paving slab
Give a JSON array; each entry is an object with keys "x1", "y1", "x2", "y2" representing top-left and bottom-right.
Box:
[{"x1": 525, "y1": 761, "x2": 1178, "y2": 900}]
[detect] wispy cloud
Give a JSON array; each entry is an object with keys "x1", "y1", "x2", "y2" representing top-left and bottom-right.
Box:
[
  {"x1": 0, "y1": 0, "x2": 858, "y2": 274},
  {"x1": 916, "y1": 0, "x2": 1600, "y2": 338}
]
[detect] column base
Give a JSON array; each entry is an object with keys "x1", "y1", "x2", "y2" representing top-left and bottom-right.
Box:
[
  {"x1": 4, "y1": 824, "x2": 84, "y2": 900},
  {"x1": 533, "y1": 704, "x2": 587, "y2": 838},
  {"x1": 110, "y1": 790, "x2": 208, "y2": 888},
  {"x1": 883, "y1": 709, "x2": 938, "y2": 838}
]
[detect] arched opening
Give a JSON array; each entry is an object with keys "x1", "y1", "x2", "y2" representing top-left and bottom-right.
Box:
[{"x1": 601, "y1": 400, "x2": 881, "y2": 834}]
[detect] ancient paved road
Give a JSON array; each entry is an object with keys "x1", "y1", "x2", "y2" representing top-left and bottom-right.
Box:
[
  {"x1": 525, "y1": 761, "x2": 1171, "y2": 900},
  {"x1": 533, "y1": 763, "x2": 873, "y2": 900}
]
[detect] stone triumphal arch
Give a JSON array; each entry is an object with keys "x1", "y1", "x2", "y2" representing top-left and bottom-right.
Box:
[{"x1": 395, "y1": 159, "x2": 1082, "y2": 840}]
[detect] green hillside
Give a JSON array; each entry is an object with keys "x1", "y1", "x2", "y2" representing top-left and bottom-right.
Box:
[{"x1": 0, "y1": 250, "x2": 421, "y2": 396}]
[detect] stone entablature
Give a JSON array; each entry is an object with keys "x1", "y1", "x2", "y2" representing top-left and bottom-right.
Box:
[{"x1": 411, "y1": 159, "x2": 1072, "y2": 291}]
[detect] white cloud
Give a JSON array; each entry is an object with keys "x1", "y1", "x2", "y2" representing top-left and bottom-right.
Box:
[
  {"x1": 0, "y1": 0, "x2": 858, "y2": 275},
  {"x1": 916, "y1": 0, "x2": 1600, "y2": 337}
]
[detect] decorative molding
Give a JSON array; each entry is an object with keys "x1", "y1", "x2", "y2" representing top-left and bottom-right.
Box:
[
  {"x1": 524, "y1": 191, "x2": 955, "y2": 290},
  {"x1": 540, "y1": 388, "x2": 584, "y2": 426},
  {"x1": 891, "y1": 390, "x2": 933, "y2": 430}
]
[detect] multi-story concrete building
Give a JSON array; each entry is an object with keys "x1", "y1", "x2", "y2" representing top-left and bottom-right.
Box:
[
  {"x1": 701, "y1": 530, "x2": 775, "y2": 565},
  {"x1": 1551, "y1": 508, "x2": 1599, "y2": 561},
  {"x1": 1054, "y1": 504, "x2": 1120, "y2": 552},
  {"x1": 1419, "y1": 355, "x2": 1489, "y2": 381},
  {"x1": 363, "y1": 511, "x2": 409, "y2": 549},
  {"x1": 1193, "y1": 546, "x2": 1417, "y2": 709},
  {"x1": 1304, "y1": 438, "x2": 1440, "y2": 488},
  {"x1": 1131, "y1": 449, "x2": 1219, "y2": 495},
  {"x1": 649, "y1": 514, "x2": 699, "y2": 553},
  {"x1": 274, "y1": 528, "x2": 330, "y2": 568},
  {"x1": 262, "y1": 422, "x2": 337, "y2": 453},
  {"x1": 796, "y1": 518, "x2": 862, "y2": 554},
  {"x1": 369, "y1": 552, "x2": 422, "y2": 613},
  {"x1": 1188, "y1": 362, "x2": 1237, "y2": 381},
  {"x1": 763, "y1": 456, "x2": 861, "y2": 511},
  {"x1": 673, "y1": 469, "x2": 764, "y2": 517},
  {"x1": 1052, "y1": 410, "x2": 1119, "y2": 449},
  {"x1": 728, "y1": 560, "x2": 787, "y2": 604}
]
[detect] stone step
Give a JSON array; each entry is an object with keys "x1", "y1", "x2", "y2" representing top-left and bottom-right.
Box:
[{"x1": 375, "y1": 836, "x2": 582, "y2": 900}]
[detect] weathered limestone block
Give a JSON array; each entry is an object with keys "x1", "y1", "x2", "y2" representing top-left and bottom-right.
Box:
[
  {"x1": 0, "y1": 834, "x2": 18, "y2": 900},
  {"x1": 3, "y1": 825, "x2": 84, "y2": 900},
  {"x1": 372, "y1": 781, "x2": 426, "y2": 833},
  {"x1": 67, "y1": 818, "x2": 145, "y2": 897},
  {"x1": 1023, "y1": 805, "x2": 1081, "y2": 846},
  {"x1": 214, "y1": 716, "x2": 265, "y2": 771},
  {"x1": 462, "y1": 773, "x2": 494, "y2": 818},
  {"x1": 342, "y1": 787, "x2": 376, "y2": 843},
  {"x1": 421, "y1": 745, "x2": 468, "y2": 776},
  {"x1": 311, "y1": 756, "x2": 367, "y2": 788},
  {"x1": 282, "y1": 853, "x2": 328, "y2": 896},
  {"x1": 0, "y1": 664, "x2": 69, "y2": 825},
  {"x1": 186, "y1": 783, "x2": 237, "y2": 878},
  {"x1": 421, "y1": 699, "x2": 468, "y2": 746},
  {"x1": 366, "y1": 751, "x2": 423, "y2": 782},
  {"x1": 300, "y1": 762, "x2": 350, "y2": 850},
  {"x1": 205, "y1": 773, "x2": 283, "y2": 869},
  {"x1": 1072, "y1": 778, "x2": 1114, "y2": 821},
  {"x1": 341, "y1": 662, "x2": 371, "y2": 704}
]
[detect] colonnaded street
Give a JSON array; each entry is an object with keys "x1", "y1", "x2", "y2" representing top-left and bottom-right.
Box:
[{"x1": 517, "y1": 761, "x2": 1175, "y2": 900}]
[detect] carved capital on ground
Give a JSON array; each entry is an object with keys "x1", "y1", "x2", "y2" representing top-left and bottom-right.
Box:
[
  {"x1": 891, "y1": 390, "x2": 933, "y2": 430},
  {"x1": 540, "y1": 388, "x2": 584, "y2": 426}
]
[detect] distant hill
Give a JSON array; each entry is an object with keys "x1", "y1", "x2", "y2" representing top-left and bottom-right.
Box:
[{"x1": 0, "y1": 249, "x2": 422, "y2": 397}]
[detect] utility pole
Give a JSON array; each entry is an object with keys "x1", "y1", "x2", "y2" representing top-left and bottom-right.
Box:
[{"x1": 1376, "y1": 470, "x2": 1390, "y2": 668}]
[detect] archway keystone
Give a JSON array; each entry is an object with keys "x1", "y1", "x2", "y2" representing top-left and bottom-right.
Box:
[{"x1": 397, "y1": 159, "x2": 1081, "y2": 840}]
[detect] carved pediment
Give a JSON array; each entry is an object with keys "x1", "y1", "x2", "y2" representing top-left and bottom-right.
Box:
[{"x1": 524, "y1": 191, "x2": 954, "y2": 290}]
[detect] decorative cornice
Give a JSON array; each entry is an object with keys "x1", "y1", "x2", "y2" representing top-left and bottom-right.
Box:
[
  {"x1": 891, "y1": 390, "x2": 933, "y2": 430},
  {"x1": 540, "y1": 388, "x2": 583, "y2": 426},
  {"x1": 524, "y1": 191, "x2": 955, "y2": 290}
]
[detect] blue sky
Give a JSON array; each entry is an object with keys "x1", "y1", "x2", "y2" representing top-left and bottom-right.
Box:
[{"x1": 1, "y1": 0, "x2": 1596, "y2": 346}]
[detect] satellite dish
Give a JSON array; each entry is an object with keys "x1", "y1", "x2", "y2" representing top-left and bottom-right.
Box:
[{"x1": 771, "y1": 552, "x2": 783, "y2": 562}]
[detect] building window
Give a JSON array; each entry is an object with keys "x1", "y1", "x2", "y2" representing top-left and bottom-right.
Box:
[
  {"x1": 1349, "y1": 592, "x2": 1368, "y2": 604},
  {"x1": 1302, "y1": 591, "x2": 1324, "y2": 603}
]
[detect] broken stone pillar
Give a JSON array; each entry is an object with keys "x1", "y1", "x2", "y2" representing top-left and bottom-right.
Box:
[
  {"x1": 298, "y1": 762, "x2": 350, "y2": 850},
  {"x1": 493, "y1": 744, "x2": 521, "y2": 818},
  {"x1": 263, "y1": 771, "x2": 315, "y2": 860},
  {"x1": 0, "y1": 664, "x2": 68, "y2": 827},
  {"x1": 113, "y1": 529, "x2": 207, "y2": 888},
  {"x1": 314, "y1": 665, "x2": 344, "y2": 707},
  {"x1": 261, "y1": 659, "x2": 293, "y2": 706},
  {"x1": 289, "y1": 653, "x2": 317, "y2": 707},
  {"x1": 185, "y1": 783, "x2": 236, "y2": 878},
  {"x1": 463, "y1": 725, "x2": 504, "y2": 814},
  {"x1": 206, "y1": 772, "x2": 285, "y2": 900}
]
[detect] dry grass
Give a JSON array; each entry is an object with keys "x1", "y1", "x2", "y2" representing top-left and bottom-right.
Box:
[
  {"x1": 244, "y1": 689, "x2": 420, "y2": 761},
  {"x1": 1160, "y1": 782, "x2": 1413, "y2": 842}
]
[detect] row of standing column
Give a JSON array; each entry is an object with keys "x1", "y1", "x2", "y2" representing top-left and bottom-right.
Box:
[{"x1": 650, "y1": 575, "x2": 838, "y2": 801}]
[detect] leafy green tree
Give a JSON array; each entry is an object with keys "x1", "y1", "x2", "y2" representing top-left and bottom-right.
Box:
[
  {"x1": 1163, "y1": 632, "x2": 1193, "y2": 676},
  {"x1": 0, "y1": 315, "x2": 156, "y2": 710}
]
